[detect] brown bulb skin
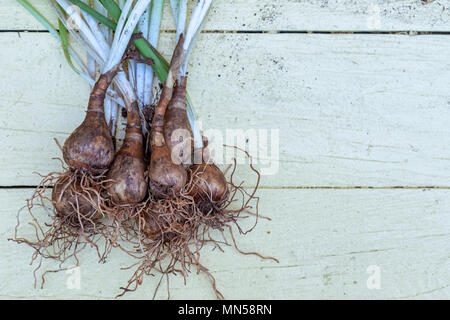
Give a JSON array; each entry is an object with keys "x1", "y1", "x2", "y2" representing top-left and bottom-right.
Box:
[
  {"x1": 52, "y1": 176, "x2": 102, "y2": 221},
  {"x1": 139, "y1": 205, "x2": 184, "y2": 240},
  {"x1": 107, "y1": 153, "x2": 147, "y2": 204},
  {"x1": 63, "y1": 113, "x2": 114, "y2": 174},
  {"x1": 62, "y1": 71, "x2": 116, "y2": 173},
  {"x1": 138, "y1": 211, "x2": 160, "y2": 239},
  {"x1": 106, "y1": 102, "x2": 147, "y2": 204},
  {"x1": 147, "y1": 35, "x2": 188, "y2": 196},
  {"x1": 148, "y1": 145, "x2": 187, "y2": 195},
  {"x1": 164, "y1": 76, "x2": 193, "y2": 165},
  {"x1": 188, "y1": 163, "x2": 227, "y2": 202}
]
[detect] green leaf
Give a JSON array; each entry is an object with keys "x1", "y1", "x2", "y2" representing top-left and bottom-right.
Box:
[
  {"x1": 68, "y1": 0, "x2": 117, "y2": 30},
  {"x1": 19, "y1": 0, "x2": 175, "y2": 87},
  {"x1": 145, "y1": 40, "x2": 170, "y2": 71},
  {"x1": 16, "y1": 0, "x2": 60, "y2": 39},
  {"x1": 134, "y1": 38, "x2": 169, "y2": 82},
  {"x1": 58, "y1": 19, "x2": 80, "y2": 75},
  {"x1": 98, "y1": 0, "x2": 122, "y2": 21},
  {"x1": 18, "y1": 0, "x2": 90, "y2": 78},
  {"x1": 70, "y1": 0, "x2": 170, "y2": 83}
]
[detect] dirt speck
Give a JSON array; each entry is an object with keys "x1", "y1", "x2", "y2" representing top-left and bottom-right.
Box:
[{"x1": 258, "y1": 4, "x2": 281, "y2": 24}]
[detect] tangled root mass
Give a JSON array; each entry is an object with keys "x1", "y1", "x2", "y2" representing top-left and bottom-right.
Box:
[
  {"x1": 10, "y1": 162, "x2": 114, "y2": 287},
  {"x1": 116, "y1": 150, "x2": 278, "y2": 299}
]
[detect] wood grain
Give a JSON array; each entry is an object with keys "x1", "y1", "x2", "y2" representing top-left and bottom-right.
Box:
[
  {"x1": 2, "y1": 2, "x2": 449, "y2": 301},
  {"x1": 2, "y1": 188, "x2": 449, "y2": 299},
  {"x1": 1, "y1": 32, "x2": 449, "y2": 187},
  {"x1": 2, "y1": 0, "x2": 449, "y2": 32}
]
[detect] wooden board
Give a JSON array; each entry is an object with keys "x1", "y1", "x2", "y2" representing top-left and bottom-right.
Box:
[
  {"x1": 2, "y1": 1, "x2": 450, "y2": 301},
  {"x1": 2, "y1": 0, "x2": 450, "y2": 32},
  {"x1": 2, "y1": 188, "x2": 449, "y2": 299},
  {"x1": 1, "y1": 32, "x2": 450, "y2": 187}
]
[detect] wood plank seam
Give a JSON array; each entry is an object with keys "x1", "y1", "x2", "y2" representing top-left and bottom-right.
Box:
[
  {"x1": 2, "y1": 30, "x2": 450, "y2": 35},
  {"x1": 2, "y1": 188, "x2": 450, "y2": 299},
  {"x1": 2, "y1": 186, "x2": 450, "y2": 190},
  {"x1": 2, "y1": 33, "x2": 449, "y2": 187}
]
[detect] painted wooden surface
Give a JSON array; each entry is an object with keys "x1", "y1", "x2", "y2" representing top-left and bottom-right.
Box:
[
  {"x1": 2, "y1": 0, "x2": 450, "y2": 31},
  {"x1": 1, "y1": 32, "x2": 450, "y2": 187},
  {"x1": 2, "y1": 188, "x2": 450, "y2": 299},
  {"x1": 0, "y1": 1, "x2": 449, "y2": 300}
]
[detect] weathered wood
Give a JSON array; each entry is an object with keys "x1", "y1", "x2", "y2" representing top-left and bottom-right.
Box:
[
  {"x1": 1, "y1": 32, "x2": 449, "y2": 187},
  {"x1": 2, "y1": 188, "x2": 449, "y2": 299},
  {"x1": 2, "y1": 0, "x2": 449, "y2": 32}
]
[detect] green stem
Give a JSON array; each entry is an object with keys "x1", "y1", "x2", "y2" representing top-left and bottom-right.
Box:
[
  {"x1": 58, "y1": 19, "x2": 80, "y2": 75},
  {"x1": 68, "y1": 0, "x2": 168, "y2": 81},
  {"x1": 17, "y1": 0, "x2": 59, "y2": 39},
  {"x1": 98, "y1": 0, "x2": 122, "y2": 20},
  {"x1": 67, "y1": 0, "x2": 117, "y2": 30}
]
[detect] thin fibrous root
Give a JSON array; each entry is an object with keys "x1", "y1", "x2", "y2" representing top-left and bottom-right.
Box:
[
  {"x1": 9, "y1": 162, "x2": 115, "y2": 287},
  {"x1": 116, "y1": 148, "x2": 277, "y2": 299}
]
